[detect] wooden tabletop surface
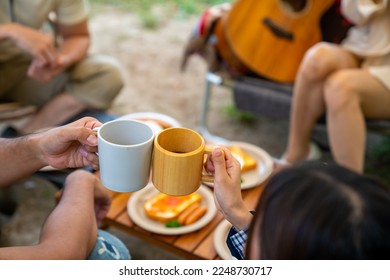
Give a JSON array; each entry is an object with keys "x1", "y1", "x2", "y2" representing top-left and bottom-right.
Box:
[{"x1": 103, "y1": 183, "x2": 265, "y2": 260}]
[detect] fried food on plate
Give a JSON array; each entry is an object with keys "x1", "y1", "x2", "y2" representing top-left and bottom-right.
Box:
[
  {"x1": 229, "y1": 146, "x2": 257, "y2": 172},
  {"x1": 144, "y1": 192, "x2": 205, "y2": 224}
]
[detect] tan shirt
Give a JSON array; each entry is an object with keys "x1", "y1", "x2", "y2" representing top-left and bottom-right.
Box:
[
  {"x1": 341, "y1": 0, "x2": 390, "y2": 56},
  {"x1": 0, "y1": 0, "x2": 89, "y2": 61}
]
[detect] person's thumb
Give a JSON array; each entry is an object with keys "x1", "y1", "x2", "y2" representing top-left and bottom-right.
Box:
[{"x1": 212, "y1": 147, "x2": 226, "y2": 175}]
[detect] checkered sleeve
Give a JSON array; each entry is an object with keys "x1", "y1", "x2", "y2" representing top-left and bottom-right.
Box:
[{"x1": 229, "y1": 227, "x2": 248, "y2": 260}]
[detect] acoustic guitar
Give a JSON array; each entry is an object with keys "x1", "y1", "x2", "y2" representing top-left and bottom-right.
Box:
[{"x1": 217, "y1": 0, "x2": 335, "y2": 83}]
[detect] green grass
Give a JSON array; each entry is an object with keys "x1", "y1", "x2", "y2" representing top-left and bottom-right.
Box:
[
  {"x1": 89, "y1": 0, "x2": 231, "y2": 28},
  {"x1": 223, "y1": 104, "x2": 256, "y2": 123},
  {"x1": 365, "y1": 136, "x2": 390, "y2": 187},
  {"x1": 90, "y1": 0, "x2": 229, "y2": 14}
]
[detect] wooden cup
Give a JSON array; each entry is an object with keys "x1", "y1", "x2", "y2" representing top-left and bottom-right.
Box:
[{"x1": 152, "y1": 127, "x2": 213, "y2": 196}]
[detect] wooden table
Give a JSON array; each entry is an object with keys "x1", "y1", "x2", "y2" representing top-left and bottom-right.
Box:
[{"x1": 103, "y1": 183, "x2": 265, "y2": 260}]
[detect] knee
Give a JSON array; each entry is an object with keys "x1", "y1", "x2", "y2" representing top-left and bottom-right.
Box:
[
  {"x1": 99, "y1": 59, "x2": 125, "y2": 99},
  {"x1": 88, "y1": 57, "x2": 125, "y2": 109},
  {"x1": 87, "y1": 230, "x2": 131, "y2": 260},
  {"x1": 69, "y1": 56, "x2": 125, "y2": 109},
  {"x1": 323, "y1": 72, "x2": 360, "y2": 115},
  {"x1": 298, "y1": 42, "x2": 338, "y2": 82}
]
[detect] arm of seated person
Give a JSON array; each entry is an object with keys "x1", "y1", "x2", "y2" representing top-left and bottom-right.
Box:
[
  {"x1": 0, "y1": 117, "x2": 100, "y2": 188},
  {"x1": 0, "y1": 170, "x2": 105, "y2": 259}
]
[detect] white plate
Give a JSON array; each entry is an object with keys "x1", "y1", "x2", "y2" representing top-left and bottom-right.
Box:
[
  {"x1": 118, "y1": 112, "x2": 182, "y2": 134},
  {"x1": 213, "y1": 219, "x2": 235, "y2": 260},
  {"x1": 127, "y1": 183, "x2": 217, "y2": 235},
  {"x1": 207, "y1": 141, "x2": 274, "y2": 189}
]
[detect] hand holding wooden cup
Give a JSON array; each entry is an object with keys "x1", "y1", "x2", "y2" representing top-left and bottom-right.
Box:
[{"x1": 152, "y1": 127, "x2": 213, "y2": 196}]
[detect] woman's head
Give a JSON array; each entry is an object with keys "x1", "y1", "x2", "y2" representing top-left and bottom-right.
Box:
[{"x1": 246, "y1": 163, "x2": 390, "y2": 259}]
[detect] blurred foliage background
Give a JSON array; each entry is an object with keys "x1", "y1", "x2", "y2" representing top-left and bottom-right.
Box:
[{"x1": 90, "y1": 0, "x2": 231, "y2": 28}]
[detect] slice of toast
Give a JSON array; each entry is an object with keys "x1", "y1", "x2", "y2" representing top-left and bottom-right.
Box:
[
  {"x1": 144, "y1": 192, "x2": 202, "y2": 223},
  {"x1": 229, "y1": 146, "x2": 257, "y2": 172}
]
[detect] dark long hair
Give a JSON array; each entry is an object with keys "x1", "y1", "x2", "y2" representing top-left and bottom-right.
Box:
[{"x1": 246, "y1": 163, "x2": 390, "y2": 259}]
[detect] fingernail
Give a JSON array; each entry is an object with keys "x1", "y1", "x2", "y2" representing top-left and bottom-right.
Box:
[
  {"x1": 87, "y1": 134, "x2": 97, "y2": 145},
  {"x1": 214, "y1": 146, "x2": 222, "y2": 156}
]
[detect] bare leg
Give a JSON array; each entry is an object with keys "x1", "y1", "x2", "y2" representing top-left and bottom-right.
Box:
[
  {"x1": 284, "y1": 43, "x2": 359, "y2": 163},
  {"x1": 19, "y1": 93, "x2": 87, "y2": 134},
  {"x1": 325, "y1": 69, "x2": 390, "y2": 173},
  {"x1": 285, "y1": 53, "x2": 327, "y2": 163}
]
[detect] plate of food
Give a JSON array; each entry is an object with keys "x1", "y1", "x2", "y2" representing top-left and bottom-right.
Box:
[
  {"x1": 118, "y1": 112, "x2": 182, "y2": 134},
  {"x1": 206, "y1": 141, "x2": 274, "y2": 189},
  {"x1": 127, "y1": 183, "x2": 217, "y2": 235},
  {"x1": 213, "y1": 219, "x2": 236, "y2": 260}
]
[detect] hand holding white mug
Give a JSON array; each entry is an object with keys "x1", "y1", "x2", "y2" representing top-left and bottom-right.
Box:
[{"x1": 95, "y1": 119, "x2": 155, "y2": 192}]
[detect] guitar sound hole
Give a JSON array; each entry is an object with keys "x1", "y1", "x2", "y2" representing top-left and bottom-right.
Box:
[{"x1": 281, "y1": 0, "x2": 307, "y2": 12}]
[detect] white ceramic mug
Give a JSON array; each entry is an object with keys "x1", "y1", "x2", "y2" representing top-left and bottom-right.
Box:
[{"x1": 96, "y1": 119, "x2": 155, "y2": 192}]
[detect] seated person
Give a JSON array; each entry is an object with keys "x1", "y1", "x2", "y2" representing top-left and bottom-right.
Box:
[
  {"x1": 205, "y1": 147, "x2": 390, "y2": 259},
  {"x1": 0, "y1": 117, "x2": 130, "y2": 260},
  {"x1": 0, "y1": 0, "x2": 124, "y2": 136},
  {"x1": 282, "y1": 0, "x2": 390, "y2": 173}
]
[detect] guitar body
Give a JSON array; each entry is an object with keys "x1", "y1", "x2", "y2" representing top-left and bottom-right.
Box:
[{"x1": 223, "y1": 0, "x2": 335, "y2": 83}]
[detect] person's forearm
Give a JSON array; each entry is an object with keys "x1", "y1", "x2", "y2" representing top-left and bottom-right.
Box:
[
  {"x1": 58, "y1": 36, "x2": 90, "y2": 68},
  {"x1": 37, "y1": 181, "x2": 97, "y2": 259},
  {"x1": 0, "y1": 181, "x2": 97, "y2": 259},
  {"x1": 0, "y1": 23, "x2": 16, "y2": 40},
  {"x1": 223, "y1": 203, "x2": 253, "y2": 231},
  {"x1": 0, "y1": 135, "x2": 45, "y2": 187},
  {"x1": 51, "y1": 19, "x2": 90, "y2": 68}
]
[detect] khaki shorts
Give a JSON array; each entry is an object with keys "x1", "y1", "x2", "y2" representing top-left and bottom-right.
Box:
[{"x1": 0, "y1": 54, "x2": 124, "y2": 110}]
